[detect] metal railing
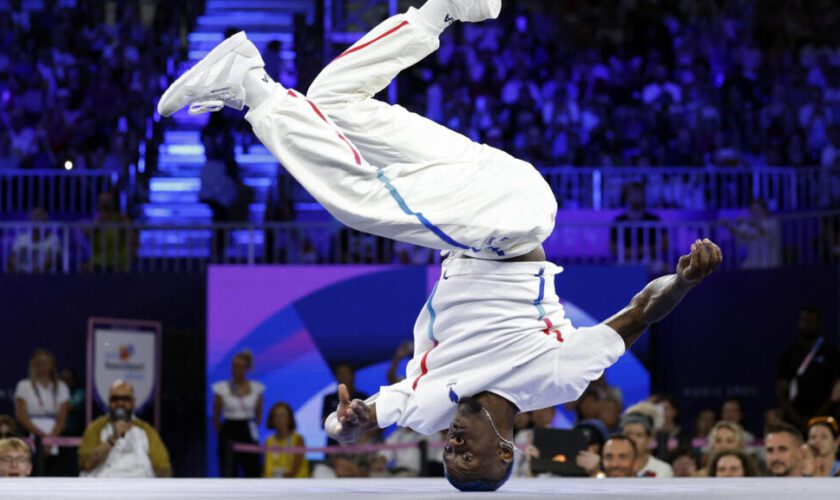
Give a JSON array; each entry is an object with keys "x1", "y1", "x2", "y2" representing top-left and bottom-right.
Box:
[
  {"x1": 1, "y1": 211, "x2": 838, "y2": 274},
  {"x1": 541, "y1": 166, "x2": 836, "y2": 210},
  {"x1": 0, "y1": 170, "x2": 117, "y2": 218}
]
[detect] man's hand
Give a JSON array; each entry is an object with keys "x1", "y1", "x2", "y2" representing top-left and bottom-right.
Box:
[
  {"x1": 676, "y1": 239, "x2": 722, "y2": 283},
  {"x1": 113, "y1": 420, "x2": 132, "y2": 440},
  {"x1": 325, "y1": 384, "x2": 374, "y2": 444}
]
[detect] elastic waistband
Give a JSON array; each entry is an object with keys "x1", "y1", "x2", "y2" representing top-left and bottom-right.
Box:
[{"x1": 442, "y1": 257, "x2": 563, "y2": 279}]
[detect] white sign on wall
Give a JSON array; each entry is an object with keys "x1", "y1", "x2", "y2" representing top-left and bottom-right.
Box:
[{"x1": 86, "y1": 318, "x2": 161, "y2": 427}]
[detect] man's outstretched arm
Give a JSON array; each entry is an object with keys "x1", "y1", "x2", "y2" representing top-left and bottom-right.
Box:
[
  {"x1": 324, "y1": 383, "x2": 378, "y2": 444},
  {"x1": 606, "y1": 239, "x2": 722, "y2": 348}
]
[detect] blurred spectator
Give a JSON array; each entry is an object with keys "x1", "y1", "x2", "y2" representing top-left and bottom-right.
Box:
[
  {"x1": 78, "y1": 380, "x2": 170, "y2": 478},
  {"x1": 602, "y1": 434, "x2": 637, "y2": 478},
  {"x1": 7, "y1": 207, "x2": 60, "y2": 273},
  {"x1": 651, "y1": 394, "x2": 687, "y2": 452},
  {"x1": 14, "y1": 348, "x2": 69, "y2": 476},
  {"x1": 574, "y1": 389, "x2": 601, "y2": 423},
  {"x1": 212, "y1": 349, "x2": 264, "y2": 478},
  {"x1": 800, "y1": 442, "x2": 819, "y2": 477},
  {"x1": 597, "y1": 395, "x2": 622, "y2": 433},
  {"x1": 263, "y1": 402, "x2": 308, "y2": 478},
  {"x1": 610, "y1": 183, "x2": 667, "y2": 264},
  {"x1": 375, "y1": 427, "x2": 425, "y2": 477},
  {"x1": 0, "y1": 415, "x2": 19, "y2": 439},
  {"x1": 764, "y1": 423, "x2": 804, "y2": 477},
  {"x1": 670, "y1": 448, "x2": 699, "y2": 477},
  {"x1": 776, "y1": 307, "x2": 840, "y2": 427},
  {"x1": 322, "y1": 363, "x2": 368, "y2": 446},
  {"x1": 724, "y1": 199, "x2": 782, "y2": 269},
  {"x1": 708, "y1": 449, "x2": 758, "y2": 477},
  {"x1": 720, "y1": 398, "x2": 756, "y2": 445},
  {"x1": 708, "y1": 421, "x2": 746, "y2": 455},
  {"x1": 621, "y1": 407, "x2": 674, "y2": 478},
  {"x1": 86, "y1": 191, "x2": 135, "y2": 272},
  {"x1": 386, "y1": 341, "x2": 413, "y2": 385},
  {"x1": 694, "y1": 409, "x2": 717, "y2": 445},
  {"x1": 59, "y1": 369, "x2": 84, "y2": 437},
  {"x1": 0, "y1": 437, "x2": 32, "y2": 477},
  {"x1": 806, "y1": 416, "x2": 840, "y2": 476},
  {"x1": 575, "y1": 419, "x2": 609, "y2": 477},
  {"x1": 513, "y1": 406, "x2": 556, "y2": 477}
]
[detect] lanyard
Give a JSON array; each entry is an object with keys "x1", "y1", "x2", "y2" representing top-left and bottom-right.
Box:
[{"x1": 796, "y1": 337, "x2": 824, "y2": 377}]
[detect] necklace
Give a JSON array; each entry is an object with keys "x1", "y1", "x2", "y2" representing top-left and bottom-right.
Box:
[{"x1": 481, "y1": 407, "x2": 515, "y2": 451}]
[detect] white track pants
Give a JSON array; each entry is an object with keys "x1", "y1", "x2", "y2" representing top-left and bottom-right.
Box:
[{"x1": 245, "y1": 10, "x2": 557, "y2": 259}]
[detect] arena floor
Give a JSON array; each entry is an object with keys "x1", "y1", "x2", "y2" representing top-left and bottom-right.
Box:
[{"x1": 3, "y1": 478, "x2": 838, "y2": 499}]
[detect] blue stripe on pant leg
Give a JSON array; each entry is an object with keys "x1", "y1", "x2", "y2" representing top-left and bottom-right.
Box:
[
  {"x1": 533, "y1": 267, "x2": 546, "y2": 319},
  {"x1": 377, "y1": 170, "x2": 481, "y2": 253}
]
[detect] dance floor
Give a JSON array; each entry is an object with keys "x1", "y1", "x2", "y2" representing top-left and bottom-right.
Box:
[{"x1": 3, "y1": 478, "x2": 838, "y2": 499}]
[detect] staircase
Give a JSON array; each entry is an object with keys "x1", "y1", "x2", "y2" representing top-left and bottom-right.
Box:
[{"x1": 142, "y1": 0, "x2": 317, "y2": 258}]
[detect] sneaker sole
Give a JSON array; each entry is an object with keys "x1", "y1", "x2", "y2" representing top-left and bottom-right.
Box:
[{"x1": 157, "y1": 31, "x2": 249, "y2": 117}]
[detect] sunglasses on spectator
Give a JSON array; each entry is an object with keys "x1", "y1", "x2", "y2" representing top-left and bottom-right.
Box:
[
  {"x1": 807, "y1": 416, "x2": 840, "y2": 436},
  {"x1": 109, "y1": 396, "x2": 132, "y2": 403},
  {"x1": 0, "y1": 455, "x2": 30, "y2": 465}
]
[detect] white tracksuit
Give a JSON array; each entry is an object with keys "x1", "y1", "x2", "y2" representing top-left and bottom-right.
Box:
[{"x1": 246, "y1": 9, "x2": 625, "y2": 434}]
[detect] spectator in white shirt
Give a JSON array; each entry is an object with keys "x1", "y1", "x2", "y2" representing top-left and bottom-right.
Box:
[
  {"x1": 14, "y1": 349, "x2": 70, "y2": 476},
  {"x1": 212, "y1": 349, "x2": 264, "y2": 477},
  {"x1": 620, "y1": 411, "x2": 674, "y2": 478}
]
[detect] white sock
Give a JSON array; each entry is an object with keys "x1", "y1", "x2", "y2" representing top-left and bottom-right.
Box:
[
  {"x1": 416, "y1": 0, "x2": 455, "y2": 36},
  {"x1": 243, "y1": 68, "x2": 280, "y2": 109}
]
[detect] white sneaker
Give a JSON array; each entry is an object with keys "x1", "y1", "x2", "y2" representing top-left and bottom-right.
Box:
[
  {"x1": 448, "y1": 0, "x2": 501, "y2": 23},
  {"x1": 157, "y1": 31, "x2": 264, "y2": 117}
]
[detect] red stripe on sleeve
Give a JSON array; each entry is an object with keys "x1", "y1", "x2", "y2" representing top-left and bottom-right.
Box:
[{"x1": 411, "y1": 340, "x2": 439, "y2": 390}]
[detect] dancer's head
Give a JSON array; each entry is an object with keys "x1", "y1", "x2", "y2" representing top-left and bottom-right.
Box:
[{"x1": 443, "y1": 396, "x2": 513, "y2": 491}]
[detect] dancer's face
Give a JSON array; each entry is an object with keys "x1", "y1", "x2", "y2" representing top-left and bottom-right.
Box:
[{"x1": 443, "y1": 397, "x2": 512, "y2": 487}]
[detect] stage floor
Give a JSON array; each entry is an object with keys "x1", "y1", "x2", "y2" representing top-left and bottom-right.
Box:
[{"x1": 3, "y1": 477, "x2": 838, "y2": 499}]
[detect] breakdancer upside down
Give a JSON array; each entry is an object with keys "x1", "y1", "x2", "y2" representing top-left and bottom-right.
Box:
[{"x1": 158, "y1": 0, "x2": 722, "y2": 491}]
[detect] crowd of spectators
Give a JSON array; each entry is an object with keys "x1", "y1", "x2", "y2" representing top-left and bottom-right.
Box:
[
  {"x1": 397, "y1": 0, "x2": 840, "y2": 171},
  {"x1": 0, "y1": 0, "x2": 184, "y2": 174}
]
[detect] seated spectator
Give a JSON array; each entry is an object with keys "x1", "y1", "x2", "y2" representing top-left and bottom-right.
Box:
[
  {"x1": 376, "y1": 426, "x2": 426, "y2": 477},
  {"x1": 806, "y1": 416, "x2": 840, "y2": 477},
  {"x1": 670, "y1": 448, "x2": 699, "y2": 477},
  {"x1": 14, "y1": 348, "x2": 69, "y2": 476},
  {"x1": 723, "y1": 199, "x2": 782, "y2": 269},
  {"x1": 575, "y1": 419, "x2": 609, "y2": 477},
  {"x1": 514, "y1": 406, "x2": 556, "y2": 477},
  {"x1": 621, "y1": 405, "x2": 674, "y2": 477},
  {"x1": 7, "y1": 207, "x2": 60, "y2": 273},
  {"x1": 693, "y1": 409, "x2": 717, "y2": 446},
  {"x1": 597, "y1": 396, "x2": 622, "y2": 433},
  {"x1": 764, "y1": 423, "x2": 804, "y2": 477},
  {"x1": 263, "y1": 402, "x2": 308, "y2": 478},
  {"x1": 602, "y1": 434, "x2": 637, "y2": 478},
  {"x1": 0, "y1": 415, "x2": 19, "y2": 439},
  {"x1": 0, "y1": 437, "x2": 32, "y2": 477},
  {"x1": 78, "y1": 380, "x2": 171, "y2": 478},
  {"x1": 696, "y1": 421, "x2": 746, "y2": 476},
  {"x1": 708, "y1": 449, "x2": 757, "y2": 477}
]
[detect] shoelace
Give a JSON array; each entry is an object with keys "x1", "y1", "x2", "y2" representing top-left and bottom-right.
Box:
[{"x1": 188, "y1": 85, "x2": 246, "y2": 115}]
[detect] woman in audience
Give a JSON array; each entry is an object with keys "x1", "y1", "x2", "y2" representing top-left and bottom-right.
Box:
[
  {"x1": 708, "y1": 449, "x2": 758, "y2": 477},
  {"x1": 806, "y1": 416, "x2": 840, "y2": 477},
  {"x1": 212, "y1": 349, "x2": 264, "y2": 477},
  {"x1": 696, "y1": 421, "x2": 745, "y2": 476},
  {"x1": 263, "y1": 402, "x2": 308, "y2": 478},
  {"x1": 14, "y1": 349, "x2": 70, "y2": 475}
]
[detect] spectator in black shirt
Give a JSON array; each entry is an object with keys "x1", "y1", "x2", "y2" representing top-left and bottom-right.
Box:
[
  {"x1": 776, "y1": 308, "x2": 840, "y2": 427},
  {"x1": 610, "y1": 183, "x2": 668, "y2": 264}
]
